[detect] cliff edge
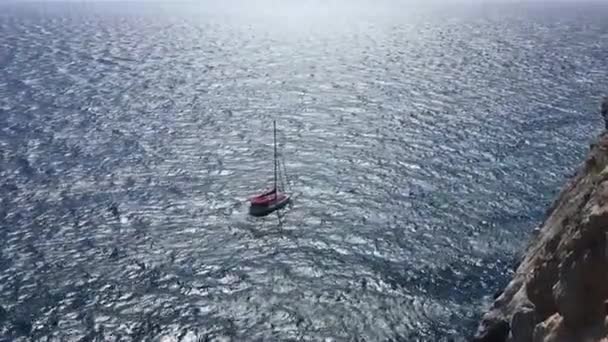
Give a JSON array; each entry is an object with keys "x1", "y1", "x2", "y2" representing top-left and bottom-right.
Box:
[{"x1": 474, "y1": 98, "x2": 608, "y2": 342}]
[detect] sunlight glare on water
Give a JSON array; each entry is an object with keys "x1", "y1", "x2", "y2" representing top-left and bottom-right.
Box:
[{"x1": 0, "y1": 0, "x2": 607, "y2": 341}]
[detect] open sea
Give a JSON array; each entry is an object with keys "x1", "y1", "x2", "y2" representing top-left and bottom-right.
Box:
[{"x1": 1, "y1": 1, "x2": 608, "y2": 341}]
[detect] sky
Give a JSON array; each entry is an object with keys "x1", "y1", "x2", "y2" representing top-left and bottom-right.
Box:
[{"x1": 0, "y1": 0, "x2": 587, "y2": 2}]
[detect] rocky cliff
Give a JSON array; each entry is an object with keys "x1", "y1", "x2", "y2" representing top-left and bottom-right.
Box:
[{"x1": 473, "y1": 99, "x2": 608, "y2": 342}]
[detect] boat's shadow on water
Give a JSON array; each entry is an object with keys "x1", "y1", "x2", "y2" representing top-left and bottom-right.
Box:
[{"x1": 242, "y1": 208, "x2": 296, "y2": 239}]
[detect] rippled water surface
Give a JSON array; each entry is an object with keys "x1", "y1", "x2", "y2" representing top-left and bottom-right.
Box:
[{"x1": 1, "y1": 1, "x2": 608, "y2": 340}]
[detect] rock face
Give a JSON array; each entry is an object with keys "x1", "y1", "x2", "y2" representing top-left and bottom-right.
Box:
[{"x1": 473, "y1": 112, "x2": 608, "y2": 342}]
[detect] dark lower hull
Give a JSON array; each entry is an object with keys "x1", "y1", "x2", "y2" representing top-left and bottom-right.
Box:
[{"x1": 249, "y1": 196, "x2": 290, "y2": 217}]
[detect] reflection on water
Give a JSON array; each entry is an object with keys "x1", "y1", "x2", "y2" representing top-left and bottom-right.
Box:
[{"x1": 0, "y1": 1, "x2": 607, "y2": 340}]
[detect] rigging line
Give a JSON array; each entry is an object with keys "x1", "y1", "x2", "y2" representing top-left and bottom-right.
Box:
[
  {"x1": 276, "y1": 126, "x2": 290, "y2": 193},
  {"x1": 273, "y1": 120, "x2": 277, "y2": 194},
  {"x1": 278, "y1": 151, "x2": 285, "y2": 191},
  {"x1": 280, "y1": 157, "x2": 293, "y2": 193}
]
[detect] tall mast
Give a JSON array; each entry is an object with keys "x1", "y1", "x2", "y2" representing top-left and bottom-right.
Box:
[{"x1": 273, "y1": 120, "x2": 277, "y2": 195}]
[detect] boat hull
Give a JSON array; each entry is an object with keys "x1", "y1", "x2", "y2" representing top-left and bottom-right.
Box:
[{"x1": 249, "y1": 196, "x2": 290, "y2": 217}]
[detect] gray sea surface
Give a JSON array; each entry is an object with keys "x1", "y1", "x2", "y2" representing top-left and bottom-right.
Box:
[{"x1": 1, "y1": 1, "x2": 607, "y2": 341}]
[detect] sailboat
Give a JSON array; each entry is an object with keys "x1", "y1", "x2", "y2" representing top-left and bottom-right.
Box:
[{"x1": 248, "y1": 120, "x2": 291, "y2": 217}]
